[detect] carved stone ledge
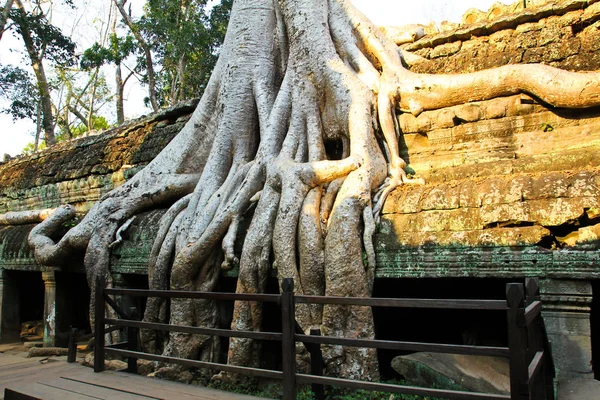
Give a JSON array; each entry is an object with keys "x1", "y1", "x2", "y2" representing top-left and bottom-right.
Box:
[{"x1": 375, "y1": 246, "x2": 600, "y2": 280}]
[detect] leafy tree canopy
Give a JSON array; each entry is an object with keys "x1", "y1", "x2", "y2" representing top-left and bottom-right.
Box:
[
  {"x1": 0, "y1": 64, "x2": 37, "y2": 120},
  {"x1": 138, "y1": 0, "x2": 232, "y2": 105},
  {"x1": 9, "y1": 7, "x2": 76, "y2": 67},
  {"x1": 81, "y1": 33, "x2": 136, "y2": 70}
]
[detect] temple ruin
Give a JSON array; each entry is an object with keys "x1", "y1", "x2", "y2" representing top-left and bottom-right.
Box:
[{"x1": 0, "y1": 0, "x2": 599, "y2": 388}]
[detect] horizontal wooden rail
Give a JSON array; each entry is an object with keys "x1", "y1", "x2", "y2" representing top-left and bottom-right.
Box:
[
  {"x1": 296, "y1": 334, "x2": 510, "y2": 357},
  {"x1": 296, "y1": 374, "x2": 511, "y2": 400},
  {"x1": 105, "y1": 348, "x2": 284, "y2": 380},
  {"x1": 295, "y1": 295, "x2": 507, "y2": 310},
  {"x1": 106, "y1": 318, "x2": 282, "y2": 341},
  {"x1": 104, "y1": 341, "x2": 130, "y2": 350},
  {"x1": 528, "y1": 351, "x2": 544, "y2": 382},
  {"x1": 524, "y1": 301, "x2": 542, "y2": 327},
  {"x1": 96, "y1": 277, "x2": 553, "y2": 400},
  {"x1": 105, "y1": 288, "x2": 281, "y2": 303}
]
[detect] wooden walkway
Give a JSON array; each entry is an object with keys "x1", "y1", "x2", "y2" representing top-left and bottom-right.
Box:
[{"x1": 0, "y1": 353, "x2": 266, "y2": 400}]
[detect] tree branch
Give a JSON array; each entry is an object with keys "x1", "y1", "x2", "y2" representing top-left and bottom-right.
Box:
[
  {"x1": 0, "y1": 0, "x2": 15, "y2": 41},
  {"x1": 113, "y1": 0, "x2": 159, "y2": 112}
]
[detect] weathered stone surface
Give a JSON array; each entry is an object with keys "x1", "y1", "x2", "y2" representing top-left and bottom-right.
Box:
[
  {"x1": 408, "y1": 0, "x2": 600, "y2": 74},
  {"x1": 391, "y1": 353, "x2": 510, "y2": 395},
  {"x1": 376, "y1": 225, "x2": 551, "y2": 247},
  {"x1": 28, "y1": 347, "x2": 69, "y2": 357},
  {"x1": 0, "y1": 100, "x2": 197, "y2": 215},
  {"x1": 110, "y1": 209, "x2": 166, "y2": 274},
  {"x1": 558, "y1": 222, "x2": 600, "y2": 246},
  {"x1": 379, "y1": 25, "x2": 425, "y2": 45},
  {"x1": 83, "y1": 352, "x2": 128, "y2": 371}
]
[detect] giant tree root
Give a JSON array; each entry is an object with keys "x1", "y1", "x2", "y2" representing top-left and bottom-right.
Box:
[{"x1": 30, "y1": 0, "x2": 600, "y2": 382}]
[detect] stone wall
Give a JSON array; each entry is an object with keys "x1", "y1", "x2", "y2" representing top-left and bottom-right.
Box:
[
  {"x1": 0, "y1": 0, "x2": 597, "y2": 381},
  {"x1": 407, "y1": 0, "x2": 600, "y2": 74},
  {"x1": 374, "y1": 0, "x2": 600, "y2": 282},
  {"x1": 0, "y1": 99, "x2": 197, "y2": 215}
]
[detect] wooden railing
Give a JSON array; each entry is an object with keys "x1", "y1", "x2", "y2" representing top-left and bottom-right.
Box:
[{"x1": 90, "y1": 277, "x2": 554, "y2": 400}]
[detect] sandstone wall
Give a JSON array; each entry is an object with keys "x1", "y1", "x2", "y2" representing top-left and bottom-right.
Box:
[
  {"x1": 377, "y1": 0, "x2": 600, "y2": 279},
  {"x1": 1, "y1": 1, "x2": 599, "y2": 280},
  {"x1": 0, "y1": 100, "x2": 197, "y2": 215},
  {"x1": 407, "y1": 0, "x2": 600, "y2": 73}
]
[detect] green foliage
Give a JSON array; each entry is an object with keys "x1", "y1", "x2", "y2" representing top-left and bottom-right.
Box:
[
  {"x1": 81, "y1": 34, "x2": 136, "y2": 70},
  {"x1": 207, "y1": 380, "x2": 283, "y2": 398},
  {"x1": 0, "y1": 64, "x2": 38, "y2": 121},
  {"x1": 21, "y1": 115, "x2": 109, "y2": 155},
  {"x1": 62, "y1": 215, "x2": 80, "y2": 228},
  {"x1": 58, "y1": 115, "x2": 110, "y2": 140},
  {"x1": 207, "y1": 379, "x2": 446, "y2": 400},
  {"x1": 541, "y1": 122, "x2": 554, "y2": 132},
  {"x1": 138, "y1": 0, "x2": 232, "y2": 105},
  {"x1": 22, "y1": 140, "x2": 46, "y2": 155},
  {"x1": 9, "y1": 7, "x2": 76, "y2": 67}
]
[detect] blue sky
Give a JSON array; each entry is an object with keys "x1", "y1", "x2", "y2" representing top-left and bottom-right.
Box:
[{"x1": 0, "y1": 0, "x2": 509, "y2": 156}]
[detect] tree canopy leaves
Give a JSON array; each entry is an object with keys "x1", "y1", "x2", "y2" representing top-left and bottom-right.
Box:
[
  {"x1": 1, "y1": 0, "x2": 232, "y2": 153},
  {"x1": 0, "y1": 64, "x2": 37, "y2": 120}
]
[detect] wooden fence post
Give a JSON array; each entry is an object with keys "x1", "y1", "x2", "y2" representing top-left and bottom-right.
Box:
[
  {"x1": 67, "y1": 327, "x2": 78, "y2": 363},
  {"x1": 506, "y1": 283, "x2": 528, "y2": 400},
  {"x1": 94, "y1": 276, "x2": 106, "y2": 373},
  {"x1": 309, "y1": 327, "x2": 325, "y2": 400},
  {"x1": 525, "y1": 278, "x2": 546, "y2": 400},
  {"x1": 127, "y1": 306, "x2": 139, "y2": 374},
  {"x1": 281, "y1": 278, "x2": 297, "y2": 400}
]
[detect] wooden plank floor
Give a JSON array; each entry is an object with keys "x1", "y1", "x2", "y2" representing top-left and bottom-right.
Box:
[{"x1": 0, "y1": 353, "x2": 267, "y2": 400}]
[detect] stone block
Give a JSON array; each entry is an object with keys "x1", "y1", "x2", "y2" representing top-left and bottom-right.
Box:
[
  {"x1": 380, "y1": 214, "x2": 418, "y2": 234},
  {"x1": 436, "y1": 109, "x2": 457, "y2": 129},
  {"x1": 528, "y1": 172, "x2": 569, "y2": 200},
  {"x1": 484, "y1": 100, "x2": 508, "y2": 119},
  {"x1": 416, "y1": 210, "x2": 449, "y2": 232},
  {"x1": 459, "y1": 179, "x2": 480, "y2": 208},
  {"x1": 518, "y1": 30, "x2": 539, "y2": 48},
  {"x1": 419, "y1": 184, "x2": 460, "y2": 211},
  {"x1": 455, "y1": 103, "x2": 482, "y2": 123},
  {"x1": 430, "y1": 41, "x2": 462, "y2": 59},
  {"x1": 446, "y1": 208, "x2": 482, "y2": 231},
  {"x1": 480, "y1": 202, "x2": 530, "y2": 227},
  {"x1": 391, "y1": 353, "x2": 509, "y2": 395},
  {"x1": 568, "y1": 171, "x2": 600, "y2": 197},
  {"x1": 528, "y1": 197, "x2": 588, "y2": 225},
  {"x1": 544, "y1": 310, "x2": 593, "y2": 378}
]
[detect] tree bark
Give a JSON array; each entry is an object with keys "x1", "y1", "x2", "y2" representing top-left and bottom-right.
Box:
[
  {"x1": 14, "y1": 0, "x2": 56, "y2": 145},
  {"x1": 34, "y1": 99, "x2": 41, "y2": 151},
  {"x1": 115, "y1": 63, "x2": 125, "y2": 124},
  {"x1": 0, "y1": 0, "x2": 14, "y2": 41}
]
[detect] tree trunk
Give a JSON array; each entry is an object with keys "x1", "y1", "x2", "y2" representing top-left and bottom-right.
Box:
[
  {"x1": 114, "y1": 0, "x2": 159, "y2": 112},
  {"x1": 68, "y1": 105, "x2": 88, "y2": 128},
  {"x1": 115, "y1": 63, "x2": 125, "y2": 124},
  {"x1": 29, "y1": 0, "x2": 600, "y2": 383},
  {"x1": 172, "y1": 53, "x2": 186, "y2": 104},
  {"x1": 0, "y1": 0, "x2": 14, "y2": 41},
  {"x1": 87, "y1": 67, "x2": 100, "y2": 131},
  {"x1": 34, "y1": 99, "x2": 41, "y2": 151},
  {"x1": 111, "y1": 7, "x2": 125, "y2": 125},
  {"x1": 14, "y1": 0, "x2": 56, "y2": 145}
]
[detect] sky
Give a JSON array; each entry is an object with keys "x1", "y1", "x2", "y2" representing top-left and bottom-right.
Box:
[{"x1": 0, "y1": 0, "x2": 511, "y2": 157}]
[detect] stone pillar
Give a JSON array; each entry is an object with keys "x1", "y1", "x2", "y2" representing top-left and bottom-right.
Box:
[
  {"x1": 42, "y1": 270, "x2": 57, "y2": 347},
  {"x1": 540, "y1": 279, "x2": 593, "y2": 380}
]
